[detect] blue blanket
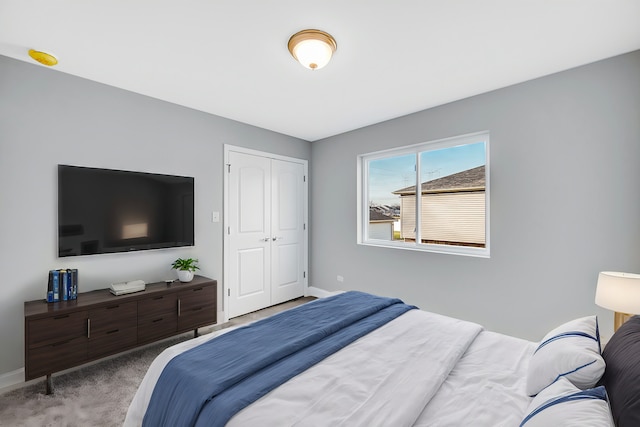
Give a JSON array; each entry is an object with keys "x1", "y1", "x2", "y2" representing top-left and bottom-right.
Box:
[{"x1": 142, "y1": 291, "x2": 416, "y2": 427}]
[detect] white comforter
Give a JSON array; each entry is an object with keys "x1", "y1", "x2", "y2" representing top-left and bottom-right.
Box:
[
  {"x1": 125, "y1": 309, "x2": 534, "y2": 427},
  {"x1": 415, "y1": 331, "x2": 535, "y2": 426}
]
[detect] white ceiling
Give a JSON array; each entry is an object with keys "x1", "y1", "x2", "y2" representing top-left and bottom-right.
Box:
[{"x1": 1, "y1": 1, "x2": 639, "y2": 142}]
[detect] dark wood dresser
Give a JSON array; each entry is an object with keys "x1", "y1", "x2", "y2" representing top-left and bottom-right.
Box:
[{"x1": 24, "y1": 275, "x2": 217, "y2": 393}]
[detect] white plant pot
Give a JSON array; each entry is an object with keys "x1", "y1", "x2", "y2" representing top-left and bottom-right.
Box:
[{"x1": 177, "y1": 270, "x2": 194, "y2": 283}]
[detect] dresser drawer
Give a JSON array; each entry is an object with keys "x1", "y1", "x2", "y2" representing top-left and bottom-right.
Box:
[
  {"x1": 178, "y1": 285, "x2": 216, "y2": 311},
  {"x1": 88, "y1": 326, "x2": 137, "y2": 359},
  {"x1": 89, "y1": 301, "x2": 137, "y2": 337},
  {"x1": 26, "y1": 336, "x2": 88, "y2": 380},
  {"x1": 138, "y1": 293, "x2": 177, "y2": 318},
  {"x1": 27, "y1": 311, "x2": 88, "y2": 347},
  {"x1": 138, "y1": 312, "x2": 177, "y2": 343},
  {"x1": 178, "y1": 303, "x2": 216, "y2": 331}
]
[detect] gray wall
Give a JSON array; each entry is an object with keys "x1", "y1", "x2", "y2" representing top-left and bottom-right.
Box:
[
  {"x1": 0, "y1": 55, "x2": 310, "y2": 377},
  {"x1": 2, "y1": 50, "x2": 639, "y2": 381},
  {"x1": 310, "y1": 50, "x2": 640, "y2": 342}
]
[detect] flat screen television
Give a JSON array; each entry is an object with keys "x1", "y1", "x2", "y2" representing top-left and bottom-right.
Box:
[{"x1": 58, "y1": 165, "x2": 194, "y2": 257}]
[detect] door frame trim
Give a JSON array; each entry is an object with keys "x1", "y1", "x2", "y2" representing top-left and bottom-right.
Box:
[{"x1": 223, "y1": 145, "x2": 309, "y2": 323}]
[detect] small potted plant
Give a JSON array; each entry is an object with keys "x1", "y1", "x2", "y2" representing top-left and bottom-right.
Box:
[{"x1": 171, "y1": 258, "x2": 199, "y2": 283}]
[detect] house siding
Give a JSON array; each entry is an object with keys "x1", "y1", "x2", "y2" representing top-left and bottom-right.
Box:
[
  {"x1": 369, "y1": 222, "x2": 394, "y2": 240},
  {"x1": 400, "y1": 191, "x2": 485, "y2": 245}
]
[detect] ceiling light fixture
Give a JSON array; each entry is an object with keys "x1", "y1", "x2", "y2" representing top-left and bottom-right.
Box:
[
  {"x1": 288, "y1": 29, "x2": 337, "y2": 70},
  {"x1": 28, "y1": 49, "x2": 58, "y2": 66}
]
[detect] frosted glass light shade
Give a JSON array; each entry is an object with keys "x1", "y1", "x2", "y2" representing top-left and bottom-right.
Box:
[
  {"x1": 595, "y1": 271, "x2": 640, "y2": 314},
  {"x1": 288, "y1": 29, "x2": 337, "y2": 70}
]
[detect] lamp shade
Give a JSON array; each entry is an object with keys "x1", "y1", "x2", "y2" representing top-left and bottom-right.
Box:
[
  {"x1": 288, "y1": 29, "x2": 337, "y2": 70},
  {"x1": 595, "y1": 271, "x2": 640, "y2": 314}
]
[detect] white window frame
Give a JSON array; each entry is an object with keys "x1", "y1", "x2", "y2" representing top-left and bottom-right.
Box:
[{"x1": 357, "y1": 131, "x2": 490, "y2": 258}]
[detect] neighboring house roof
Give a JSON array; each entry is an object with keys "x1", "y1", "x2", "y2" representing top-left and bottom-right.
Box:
[
  {"x1": 393, "y1": 165, "x2": 485, "y2": 195},
  {"x1": 369, "y1": 208, "x2": 395, "y2": 222}
]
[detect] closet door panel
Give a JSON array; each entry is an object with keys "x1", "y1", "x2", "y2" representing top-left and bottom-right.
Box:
[
  {"x1": 271, "y1": 159, "x2": 305, "y2": 305},
  {"x1": 228, "y1": 151, "x2": 272, "y2": 317}
]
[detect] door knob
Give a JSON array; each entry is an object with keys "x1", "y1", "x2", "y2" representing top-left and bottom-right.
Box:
[{"x1": 272, "y1": 236, "x2": 282, "y2": 241}]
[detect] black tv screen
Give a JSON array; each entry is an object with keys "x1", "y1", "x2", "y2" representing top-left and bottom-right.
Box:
[{"x1": 58, "y1": 165, "x2": 194, "y2": 257}]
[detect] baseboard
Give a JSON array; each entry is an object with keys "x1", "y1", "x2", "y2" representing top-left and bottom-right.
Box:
[
  {"x1": 0, "y1": 368, "x2": 35, "y2": 394},
  {"x1": 306, "y1": 286, "x2": 343, "y2": 298}
]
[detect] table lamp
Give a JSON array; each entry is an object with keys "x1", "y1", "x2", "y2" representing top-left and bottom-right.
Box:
[{"x1": 595, "y1": 271, "x2": 640, "y2": 331}]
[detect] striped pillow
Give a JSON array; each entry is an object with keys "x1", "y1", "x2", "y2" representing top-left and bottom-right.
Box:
[
  {"x1": 520, "y1": 377, "x2": 613, "y2": 427},
  {"x1": 526, "y1": 315, "x2": 605, "y2": 396}
]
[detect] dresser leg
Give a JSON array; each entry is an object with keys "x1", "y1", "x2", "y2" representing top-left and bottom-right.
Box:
[
  {"x1": 46, "y1": 374, "x2": 53, "y2": 395},
  {"x1": 194, "y1": 328, "x2": 199, "y2": 338}
]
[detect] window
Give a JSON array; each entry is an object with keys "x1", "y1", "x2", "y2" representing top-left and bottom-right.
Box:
[{"x1": 357, "y1": 132, "x2": 489, "y2": 257}]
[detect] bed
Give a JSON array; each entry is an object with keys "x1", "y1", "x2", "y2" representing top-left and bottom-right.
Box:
[{"x1": 124, "y1": 291, "x2": 636, "y2": 427}]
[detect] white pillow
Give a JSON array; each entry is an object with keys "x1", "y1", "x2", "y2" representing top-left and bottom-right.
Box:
[
  {"x1": 526, "y1": 315, "x2": 605, "y2": 396},
  {"x1": 520, "y1": 377, "x2": 613, "y2": 427}
]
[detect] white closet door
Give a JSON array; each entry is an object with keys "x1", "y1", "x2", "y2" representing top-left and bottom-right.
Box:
[
  {"x1": 270, "y1": 159, "x2": 305, "y2": 305},
  {"x1": 227, "y1": 151, "x2": 272, "y2": 318}
]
